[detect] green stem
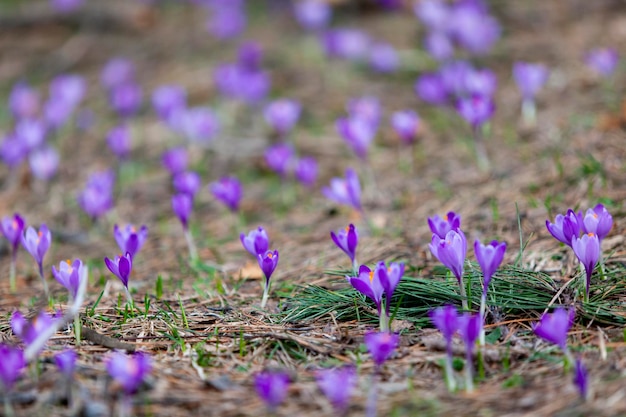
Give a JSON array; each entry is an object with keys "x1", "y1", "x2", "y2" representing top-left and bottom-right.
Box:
[
  {"x1": 184, "y1": 228, "x2": 198, "y2": 262},
  {"x1": 9, "y1": 256, "x2": 16, "y2": 293},
  {"x1": 458, "y1": 275, "x2": 469, "y2": 311},
  {"x1": 260, "y1": 282, "x2": 270, "y2": 309},
  {"x1": 74, "y1": 314, "x2": 81, "y2": 346},
  {"x1": 465, "y1": 348, "x2": 474, "y2": 393}
]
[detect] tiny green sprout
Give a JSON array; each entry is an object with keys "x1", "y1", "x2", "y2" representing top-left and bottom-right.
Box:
[
  {"x1": 155, "y1": 275, "x2": 163, "y2": 300},
  {"x1": 178, "y1": 294, "x2": 189, "y2": 329}
]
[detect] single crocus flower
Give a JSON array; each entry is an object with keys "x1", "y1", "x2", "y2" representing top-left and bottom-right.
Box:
[
  {"x1": 9, "y1": 82, "x2": 40, "y2": 119},
  {"x1": 429, "y1": 305, "x2": 460, "y2": 392},
  {"x1": 546, "y1": 209, "x2": 583, "y2": 247},
  {"x1": 369, "y1": 42, "x2": 398, "y2": 74},
  {"x1": 114, "y1": 224, "x2": 148, "y2": 260},
  {"x1": 391, "y1": 110, "x2": 420, "y2": 146},
  {"x1": 449, "y1": 2, "x2": 500, "y2": 55},
  {"x1": 533, "y1": 308, "x2": 575, "y2": 354},
  {"x1": 336, "y1": 116, "x2": 377, "y2": 161},
  {"x1": 322, "y1": 168, "x2": 362, "y2": 211},
  {"x1": 316, "y1": 366, "x2": 356, "y2": 414},
  {"x1": 106, "y1": 125, "x2": 132, "y2": 160},
  {"x1": 55, "y1": 348, "x2": 77, "y2": 378},
  {"x1": 104, "y1": 252, "x2": 133, "y2": 303},
  {"x1": 11, "y1": 310, "x2": 59, "y2": 353},
  {"x1": 152, "y1": 84, "x2": 187, "y2": 123},
  {"x1": 0, "y1": 344, "x2": 25, "y2": 392},
  {"x1": 258, "y1": 250, "x2": 279, "y2": 308},
  {"x1": 457, "y1": 94, "x2": 495, "y2": 130},
  {"x1": 178, "y1": 107, "x2": 220, "y2": 145},
  {"x1": 210, "y1": 176, "x2": 243, "y2": 213},
  {"x1": 513, "y1": 61, "x2": 548, "y2": 126},
  {"x1": 77, "y1": 170, "x2": 115, "y2": 222},
  {"x1": 293, "y1": 0, "x2": 331, "y2": 31},
  {"x1": 429, "y1": 229, "x2": 468, "y2": 310},
  {"x1": 573, "y1": 358, "x2": 588, "y2": 401},
  {"x1": 330, "y1": 224, "x2": 358, "y2": 272},
  {"x1": 571, "y1": 233, "x2": 600, "y2": 300},
  {"x1": 322, "y1": 28, "x2": 370, "y2": 62},
  {"x1": 173, "y1": 171, "x2": 202, "y2": 198},
  {"x1": 585, "y1": 47, "x2": 619, "y2": 78},
  {"x1": 28, "y1": 146, "x2": 60, "y2": 181},
  {"x1": 21, "y1": 223, "x2": 51, "y2": 295},
  {"x1": 474, "y1": 239, "x2": 506, "y2": 345},
  {"x1": 364, "y1": 331, "x2": 399, "y2": 368},
  {"x1": 0, "y1": 213, "x2": 25, "y2": 292},
  {"x1": 414, "y1": 72, "x2": 449, "y2": 106},
  {"x1": 171, "y1": 194, "x2": 197, "y2": 261},
  {"x1": 161, "y1": 147, "x2": 189, "y2": 175},
  {"x1": 106, "y1": 351, "x2": 152, "y2": 395},
  {"x1": 428, "y1": 211, "x2": 461, "y2": 239},
  {"x1": 264, "y1": 143, "x2": 294, "y2": 178},
  {"x1": 206, "y1": 3, "x2": 247, "y2": 39},
  {"x1": 109, "y1": 82, "x2": 143, "y2": 118},
  {"x1": 457, "y1": 313, "x2": 481, "y2": 392},
  {"x1": 240, "y1": 227, "x2": 269, "y2": 257},
  {"x1": 263, "y1": 99, "x2": 301, "y2": 138},
  {"x1": 255, "y1": 371, "x2": 290, "y2": 412},
  {"x1": 581, "y1": 204, "x2": 613, "y2": 241},
  {"x1": 294, "y1": 156, "x2": 318, "y2": 188},
  {"x1": 51, "y1": 259, "x2": 87, "y2": 300},
  {"x1": 348, "y1": 265, "x2": 384, "y2": 319}
]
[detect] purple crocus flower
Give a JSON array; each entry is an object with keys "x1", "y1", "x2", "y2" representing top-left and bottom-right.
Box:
[
  {"x1": 51, "y1": 259, "x2": 86, "y2": 299},
  {"x1": 49, "y1": 74, "x2": 86, "y2": 106},
  {"x1": 457, "y1": 312, "x2": 481, "y2": 392},
  {"x1": 571, "y1": 233, "x2": 600, "y2": 298},
  {"x1": 77, "y1": 170, "x2": 115, "y2": 221},
  {"x1": 414, "y1": 72, "x2": 448, "y2": 106},
  {"x1": 264, "y1": 143, "x2": 294, "y2": 178},
  {"x1": 585, "y1": 47, "x2": 619, "y2": 78},
  {"x1": 348, "y1": 265, "x2": 384, "y2": 316},
  {"x1": 263, "y1": 99, "x2": 301, "y2": 137},
  {"x1": 258, "y1": 250, "x2": 279, "y2": 285},
  {"x1": 104, "y1": 252, "x2": 133, "y2": 289},
  {"x1": 106, "y1": 125, "x2": 132, "y2": 160},
  {"x1": 106, "y1": 351, "x2": 152, "y2": 395},
  {"x1": 424, "y1": 31, "x2": 454, "y2": 61},
  {"x1": 322, "y1": 28, "x2": 370, "y2": 61},
  {"x1": 206, "y1": 4, "x2": 247, "y2": 39},
  {"x1": 179, "y1": 107, "x2": 220, "y2": 145},
  {"x1": 109, "y1": 82, "x2": 143, "y2": 118},
  {"x1": 161, "y1": 147, "x2": 188, "y2": 175},
  {"x1": 0, "y1": 135, "x2": 27, "y2": 169},
  {"x1": 533, "y1": 308, "x2": 574, "y2": 352},
  {"x1": 101, "y1": 58, "x2": 135, "y2": 90},
  {"x1": 330, "y1": 223, "x2": 358, "y2": 269},
  {"x1": 173, "y1": 171, "x2": 202, "y2": 198},
  {"x1": 294, "y1": 0, "x2": 331, "y2": 31},
  {"x1": 375, "y1": 261, "x2": 405, "y2": 317},
  {"x1": 347, "y1": 96, "x2": 381, "y2": 128},
  {"x1": 55, "y1": 348, "x2": 77, "y2": 378},
  {"x1": 546, "y1": 209, "x2": 583, "y2": 247},
  {"x1": 237, "y1": 41, "x2": 262, "y2": 71},
  {"x1": 581, "y1": 204, "x2": 613, "y2": 240},
  {"x1": 573, "y1": 359, "x2": 588, "y2": 400},
  {"x1": 449, "y1": 3, "x2": 500, "y2": 55},
  {"x1": 457, "y1": 95, "x2": 495, "y2": 129},
  {"x1": 430, "y1": 229, "x2": 468, "y2": 309},
  {"x1": 152, "y1": 85, "x2": 187, "y2": 123},
  {"x1": 1, "y1": 213, "x2": 25, "y2": 255},
  {"x1": 440, "y1": 60, "x2": 474, "y2": 97},
  {"x1": 50, "y1": 0, "x2": 83, "y2": 13},
  {"x1": 255, "y1": 371, "x2": 290, "y2": 411},
  {"x1": 9, "y1": 82, "x2": 40, "y2": 119},
  {"x1": 463, "y1": 67, "x2": 498, "y2": 97},
  {"x1": 474, "y1": 239, "x2": 506, "y2": 292},
  {"x1": 209, "y1": 176, "x2": 243, "y2": 212},
  {"x1": 114, "y1": 224, "x2": 148, "y2": 259},
  {"x1": 429, "y1": 304, "x2": 459, "y2": 391},
  {"x1": 294, "y1": 156, "x2": 318, "y2": 188},
  {"x1": 513, "y1": 62, "x2": 548, "y2": 101},
  {"x1": 172, "y1": 193, "x2": 193, "y2": 230},
  {"x1": 22, "y1": 224, "x2": 51, "y2": 292},
  {"x1": 240, "y1": 227, "x2": 270, "y2": 257},
  {"x1": 15, "y1": 118, "x2": 47, "y2": 152},
  {"x1": 391, "y1": 110, "x2": 420, "y2": 145},
  {"x1": 322, "y1": 168, "x2": 362, "y2": 211},
  {"x1": 336, "y1": 116, "x2": 376, "y2": 160},
  {"x1": 0, "y1": 344, "x2": 25, "y2": 392},
  {"x1": 414, "y1": 0, "x2": 450, "y2": 31},
  {"x1": 364, "y1": 331, "x2": 399, "y2": 367},
  {"x1": 44, "y1": 99, "x2": 74, "y2": 130},
  {"x1": 11, "y1": 310, "x2": 59, "y2": 350},
  {"x1": 369, "y1": 42, "x2": 398, "y2": 74},
  {"x1": 316, "y1": 366, "x2": 356, "y2": 413}
]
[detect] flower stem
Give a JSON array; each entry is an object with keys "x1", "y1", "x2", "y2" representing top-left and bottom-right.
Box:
[
  {"x1": 74, "y1": 314, "x2": 81, "y2": 346},
  {"x1": 479, "y1": 292, "x2": 487, "y2": 347},
  {"x1": 458, "y1": 276, "x2": 469, "y2": 311},
  {"x1": 3, "y1": 395, "x2": 14, "y2": 417},
  {"x1": 521, "y1": 99, "x2": 537, "y2": 128},
  {"x1": 465, "y1": 347, "x2": 474, "y2": 393},
  {"x1": 9, "y1": 254, "x2": 16, "y2": 293},
  {"x1": 445, "y1": 342, "x2": 457, "y2": 392},
  {"x1": 379, "y1": 311, "x2": 389, "y2": 333},
  {"x1": 184, "y1": 228, "x2": 198, "y2": 262},
  {"x1": 260, "y1": 283, "x2": 270, "y2": 309},
  {"x1": 38, "y1": 262, "x2": 49, "y2": 297},
  {"x1": 365, "y1": 369, "x2": 378, "y2": 417}
]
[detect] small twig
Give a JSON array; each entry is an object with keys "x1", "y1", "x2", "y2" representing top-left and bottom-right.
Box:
[{"x1": 81, "y1": 327, "x2": 136, "y2": 352}]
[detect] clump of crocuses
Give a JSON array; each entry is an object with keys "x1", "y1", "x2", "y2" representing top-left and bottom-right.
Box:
[{"x1": 347, "y1": 261, "x2": 404, "y2": 332}]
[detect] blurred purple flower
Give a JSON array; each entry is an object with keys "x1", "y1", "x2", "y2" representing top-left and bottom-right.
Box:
[
  {"x1": 316, "y1": 366, "x2": 356, "y2": 413},
  {"x1": 428, "y1": 212, "x2": 462, "y2": 239},
  {"x1": 585, "y1": 47, "x2": 619, "y2": 77},
  {"x1": 364, "y1": 331, "x2": 399, "y2": 367},
  {"x1": 51, "y1": 259, "x2": 86, "y2": 299},
  {"x1": 573, "y1": 359, "x2": 588, "y2": 400},
  {"x1": 210, "y1": 176, "x2": 243, "y2": 212},
  {"x1": 107, "y1": 125, "x2": 132, "y2": 160},
  {"x1": 533, "y1": 308, "x2": 574, "y2": 352},
  {"x1": 375, "y1": 260, "x2": 405, "y2": 317},
  {"x1": 104, "y1": 252, "x2": 133, "y2": 289},
  {"x1": 109, "y1": 82, "x2": 143, "y2": 118},
  {"x1": 581, "y1": 204, "x2": 613, "y2": 240},
  {"x1": 255, "y1": 371, "x2": 289, "y2": 411},
  {"x1": 474, "y1": 239, "x2": 506, "y2": 292},
  {"x1": 572, "y1": 232, "x2": 600, "y2": 297},
  {"x1": 173, "y1": 171, "x2": 202, "y2": 197},
  {"x1": 106, "y1": 351, "x2": 152, "y2": 395},
  {"x1": 161, "y1": 147, "x2": 188, "y2": 175},
  {"x1": 322, "y1": 28, "x2": 370, "y2": 61},
  {"x1": 49, "y1": 74, "x2": 86, "y2": 106},
  {"x1": 414, "y1": 73, "x2": 448, "y2": 105},
  {"x1": 213, "y1": 63, "x2": 270, "y2": 104},
  {"x1": 429, "y1": 229, "x2": 467, "y2": 283},
  {"x1": 457, "y1": 95, "x2": 495, "y2": 129},
  {"x1": 294, "y1": 156, "x2": 318, "y2": 188},
  {"x1": 11, "y1": 310, "x2": 58, "y2": 350},
  {"x1": 414, "y1": 0, "x2": 450, "y2": 31},
  {"x1": 294, "y1": 0, "x2": 331, "y2": 31},
  {"x1": 429, "y1": 305, "x2": 459, "y2": 348},
  {"x1": 0, "y1": 213, "x2": 25, "y2": 255},
  {"x1": 237, "y1": 41, "x2": 263, "y2": 71},
  {"x1": 450, "y1": 3, "x2": 500, "y2": 55},
  {"x1": 322, "y1": 168, "x2": 362, "y2": 211},
  {"x1": 546, "y1": 209, "x2": 583, "y2": 247},
  {"x1": 264, "y1": 99, "x2": 301, "y2": 137},
  {"x1": 9, "y1": 82, "x2": 40, "y2": 120},
  {"x1": 369, "y1": 42, "x2": 398, "y2": 74},
  {"x1": 152, "y1": 85, "x2": 187, "y2": 123},
  {"x1": 391, "y1": 110, "x2": 420, "y2": 145},
  {"x1": 55, "y1": 348, "x2": 77, "y2": 378},
  {"x1": 240, "y1": 226, "x2": 269, "y2": 257},
  {"x1": 44, "y1": 99, "x2": 74, "y2": 130},
  {"x1": 336, "y1": 116, "x2": 376, "y2": 160},
  {"x1": 101, "y1": 58, "x2": 135, "y2": 90},
  {"x1": 264, "y1": 143, "x2": 294, "y2": 178},
  {"x1": 424, "y1": 31, "x2": 454, "y2": 61},
  {"x1": 348, "y1": 265, "x2": 384, "y2": 316},
  {"x1": 513, "y1": 62, "x2": 548, "y2": 100},
  {"x1": 0, "y1": 344, "x2": 25, "y2": 392},
  {"x1": 458, "y1": 312, "x2": 481, "y2": 392},
  {"x1": 0, "y1": 135, "x2": 27, "y2": 169},
  {"x1": 22, "y1": 223, "x2": 51, "y2": 279},
  {"x1": 50, "y1": 0, "x2": 83, "y2": 13},
  {"x1": 179, "y1": 107, "x2": 220, "y2": 144},
  {"x1": 347, "y1": 96, "x2": 381, "y2": 128},
  {"x1": 29, "y1": 146, "x2": 59, "y2": 181},
  {"x1": 463, "y1": 68, "x2": 497, "y2": 97},
  {"x1": 330, "y1": 223, "x2": 358, "y2": 267},
  {"x1": 15, "y1": 118, "x2": 47, "y2": 152},
  {"x1": 77, "y1": 170, "x2": 115, "y2": 220},
  {"x1": 172, "y1": 193, "x2": 193, "y2": 230},
  {"x1": 206, "y1": 5, "x2": 247, "y2": 39},
  {"x1": 114, "y1": 224, "x2": 148, "y2": 259}
]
